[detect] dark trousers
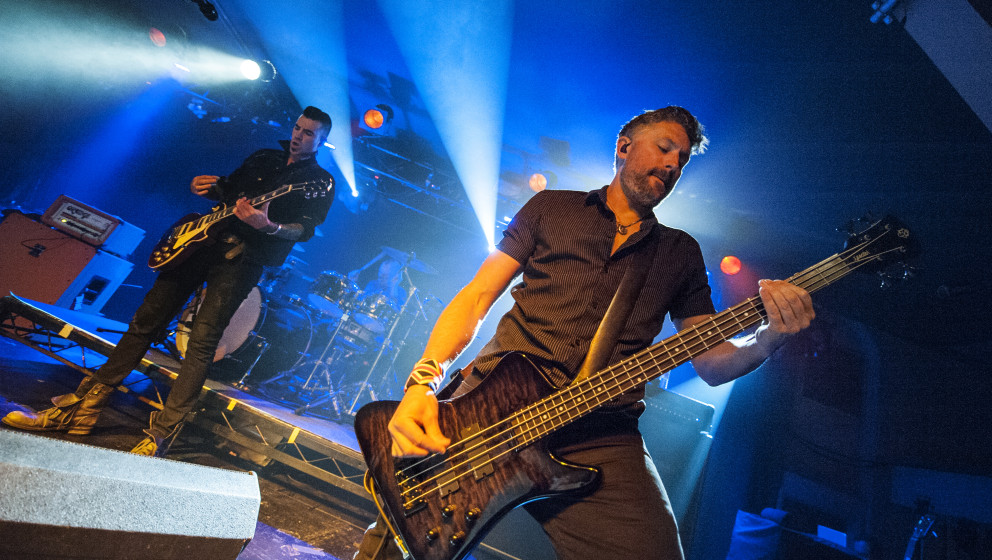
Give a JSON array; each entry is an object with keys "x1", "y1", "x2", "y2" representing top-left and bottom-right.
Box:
[{"x1": 84, "y1": 239, "x2": 263, "y2": 439}]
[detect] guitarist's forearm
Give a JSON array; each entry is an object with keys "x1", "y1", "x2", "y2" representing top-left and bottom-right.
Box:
[{"x1": 262, "y1": 222, "x2": 303, "y2": 241}]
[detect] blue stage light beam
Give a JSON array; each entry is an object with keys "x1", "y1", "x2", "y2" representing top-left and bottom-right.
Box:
[
  {"x1": 378, "y1": 0, "x2": 514, "y2": 248},
  {"x1": 230, "y1": 0, "x2": 356, "y2": 199},
  {"x1": 47, "y1": 79, "x2": 179, "y2": 206}
]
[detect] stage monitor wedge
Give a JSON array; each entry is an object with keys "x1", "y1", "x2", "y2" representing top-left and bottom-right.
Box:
[{"x1": 0, "y1": 430, "x2": 260, "y2": 560}]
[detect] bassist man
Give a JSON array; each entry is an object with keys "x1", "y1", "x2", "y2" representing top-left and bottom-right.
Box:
[
  {"x1": 356, "y1": 107, "x2": 814, "y2": 559},
  {"x1": 2, "y1": 106, "x2": 334, "y2": 458}
]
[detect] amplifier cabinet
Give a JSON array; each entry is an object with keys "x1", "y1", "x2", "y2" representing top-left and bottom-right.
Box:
[{"x1": 0, "y1": 212, "x2": 132, "y2": 314}]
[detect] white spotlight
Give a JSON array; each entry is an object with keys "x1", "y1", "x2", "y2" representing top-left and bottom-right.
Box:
[{"x1": 240, "y1": 59, "x2": 261, "y2": 80}]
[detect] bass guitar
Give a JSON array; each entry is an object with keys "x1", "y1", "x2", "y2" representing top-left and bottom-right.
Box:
[
  {"x1": 354, "y1": 215, "x2": 918, "y2": 560},
  {"x1": 148, "y1": 179, "x2": 332, "y2": 272}
]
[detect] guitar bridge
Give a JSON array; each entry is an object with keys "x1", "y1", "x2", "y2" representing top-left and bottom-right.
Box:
[{"x1": 395, "y1": 459, "x2": 428, "y2": 515}]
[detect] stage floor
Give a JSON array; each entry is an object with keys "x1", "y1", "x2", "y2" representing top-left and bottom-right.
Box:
[
  {"x1": 0, "y1": 313, "x2": 374, "y2": 560},
  {"x1": 0, "y1": 295, "x2": 568, "y2": 560}
]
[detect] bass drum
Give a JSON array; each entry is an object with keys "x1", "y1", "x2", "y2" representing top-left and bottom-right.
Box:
[{"x1": 176, "y1": 286, "x2": 314, "y2": 383}]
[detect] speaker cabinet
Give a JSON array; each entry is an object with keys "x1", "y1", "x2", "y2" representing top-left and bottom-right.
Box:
[
  {"x1": 0, "y1": 212, "x2": 96, "y2": 305},
  {"x1": 0, "y1": 212, "x2": 133, "y2": 313},
  {"x1": 0, "y1": 430, "x2": 261, "y2": 559}
]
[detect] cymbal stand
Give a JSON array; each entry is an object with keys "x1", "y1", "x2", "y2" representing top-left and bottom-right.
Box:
[
  {"x1": 292, "y1": 310, "x2": 353, "y2": 416},
  {"x1": 346, "y1": 267, "x2": 428, "y2": 415}
]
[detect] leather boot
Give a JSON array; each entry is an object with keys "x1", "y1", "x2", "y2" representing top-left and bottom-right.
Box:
[
  {"x1": 1, "y1": 379, "x2": 114, "y2": 435},
  {"x1": 130, "y1": 410, "x2": 185, "y2": 458}
]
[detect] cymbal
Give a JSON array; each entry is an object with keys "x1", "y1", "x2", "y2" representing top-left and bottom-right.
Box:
[{"x1": 380, "y1": 246, "x2": 438, "y2": 275}]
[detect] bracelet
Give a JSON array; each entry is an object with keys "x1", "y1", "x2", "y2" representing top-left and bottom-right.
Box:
[
  {"x1": 266, "y1": 223, "x2": 282, "y2": 236},
  {"x1": 404, "y1": 358, "x2": 444, "y2": 393}
]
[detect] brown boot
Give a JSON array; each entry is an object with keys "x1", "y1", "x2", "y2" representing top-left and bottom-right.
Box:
[
  {"x1": 1, "y1": 379, "x2": 114, "y2": 435},
  {"x1": 130, "y1": 410, "x2": 185, "y2": 458}
]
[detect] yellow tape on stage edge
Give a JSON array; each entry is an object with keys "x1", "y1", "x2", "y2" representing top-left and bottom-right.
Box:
[
  {"x1": 287, "y1": 427, "x2": 300, "y2": 444},
  {"x1": 227, "y1": 399, "x2": 238, "y2": 411},
  {"x1": 58, "y1": 324, "x2": 74, "y2": 338}
]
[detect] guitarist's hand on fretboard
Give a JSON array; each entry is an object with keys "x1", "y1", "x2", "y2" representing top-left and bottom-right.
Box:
[{"x1": 233, "y1": 197, "x2": 273, "y2": 231}]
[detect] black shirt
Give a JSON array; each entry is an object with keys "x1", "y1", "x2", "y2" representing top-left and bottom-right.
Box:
[
  {"x1": 474, "y1": 186, "x2": 716, "y2": 409},
  {"x1": 212, "y1": 141, "x2": 334, "y2": 266}
]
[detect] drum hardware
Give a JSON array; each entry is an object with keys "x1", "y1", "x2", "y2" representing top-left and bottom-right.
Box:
[
  {"x1": 259, "y1": 258, "x2": 315, "y2": 308},
  {"x1": 307, "y1": 271, "x2": 359, "y2": 318},
  {"x1": 290, "y1": 310, "x2": 362, "y2": 417},
  {"x1": 175, "y1": 284, "x2": 315, "y2": 386},
  {"x1": 352, "y1": 292, "x2": 398, "y2": 334},
  {"x1": 293, "y1": 294, "x2": 404, "y2": 418},
  {"x1": 250, "y1": 252, "x2": 439, "y2": 421},
  {"x1": 378, "y1": 246, "x2": 438, "y2": 275},
  {"x1": 344, "y1": 263, "x2": 434, "y2": 415},
  {"x1": 231, "y1": 338, "x2": 270, "y2": 390}
]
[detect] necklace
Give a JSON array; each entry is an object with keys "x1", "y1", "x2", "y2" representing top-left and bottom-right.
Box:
[
  {"x1": 606, "y1": 198, "x2": 645, "y2": 235},
  {"x1": 616, "y1": 218, "x2": 644, "y2": 235}
]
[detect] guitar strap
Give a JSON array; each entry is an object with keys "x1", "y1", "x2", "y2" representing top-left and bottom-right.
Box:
[{"x1": 572, "y1": 226, "x2": 660, "y2": 384}]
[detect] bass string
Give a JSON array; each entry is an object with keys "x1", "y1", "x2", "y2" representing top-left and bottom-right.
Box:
[
  {"x1": 397, "y1": 229, "x2": 900, "y2": 503},
  {"x1": 397, "y1": 254, "x2": 850, "y2": 504},
  {"x1": 396, "y1": 248, "x2": 858, "y2": 501}
]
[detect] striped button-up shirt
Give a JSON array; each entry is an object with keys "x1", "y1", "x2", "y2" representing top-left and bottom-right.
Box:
[{"x1": 474, "y1": 186, "x2": 715, "y2": 410}]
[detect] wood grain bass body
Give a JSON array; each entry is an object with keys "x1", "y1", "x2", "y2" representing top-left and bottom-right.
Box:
[{"x1": 354, "y1": 353, "x2": 598, "y2": 560}]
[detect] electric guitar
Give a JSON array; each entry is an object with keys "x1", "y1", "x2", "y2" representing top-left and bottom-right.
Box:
[
  {"x1": 148, "y1": 179, "x2": 332, "y2": 272},
  {"x1": 354, "y1": 215, "x2": 919, "y2": 560}
]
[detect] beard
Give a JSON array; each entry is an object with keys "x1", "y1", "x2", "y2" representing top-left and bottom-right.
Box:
[{"x1": 618, "y1": 166, "x2": 673, "y2": 211}]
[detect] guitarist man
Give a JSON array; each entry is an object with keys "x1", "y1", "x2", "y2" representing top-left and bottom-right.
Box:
[
  {"x1": 355, "y1": 107, "x2": 815, "y2": 559},
  {"x1": 2, "y1": 106, "x2": 334, "y2": 458}
]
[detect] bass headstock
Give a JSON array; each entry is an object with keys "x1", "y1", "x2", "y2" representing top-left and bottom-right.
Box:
[{"x1": 841, "y1": 215, "x2": 920, "y2": 286}]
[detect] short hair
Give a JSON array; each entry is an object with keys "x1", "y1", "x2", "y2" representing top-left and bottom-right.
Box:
[
  {"x1": 618, "y1": 106, "x2": 709, "y2": 156},
  {"x1": 302, "y1": 106, "x2": 332, "y2": 139}
]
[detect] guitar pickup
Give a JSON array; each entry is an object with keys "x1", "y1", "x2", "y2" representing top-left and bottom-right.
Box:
[
  {"x1": 460, "y1": 423, "x2": 494, "y2": 482},
  {"x1": 438, "y1": 467, "x2": 460, "y2": 497}
]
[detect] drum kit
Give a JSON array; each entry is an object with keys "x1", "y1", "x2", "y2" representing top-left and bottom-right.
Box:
[{"x1": 173, "y1": 248, "x2": 440, "y2": 420}]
